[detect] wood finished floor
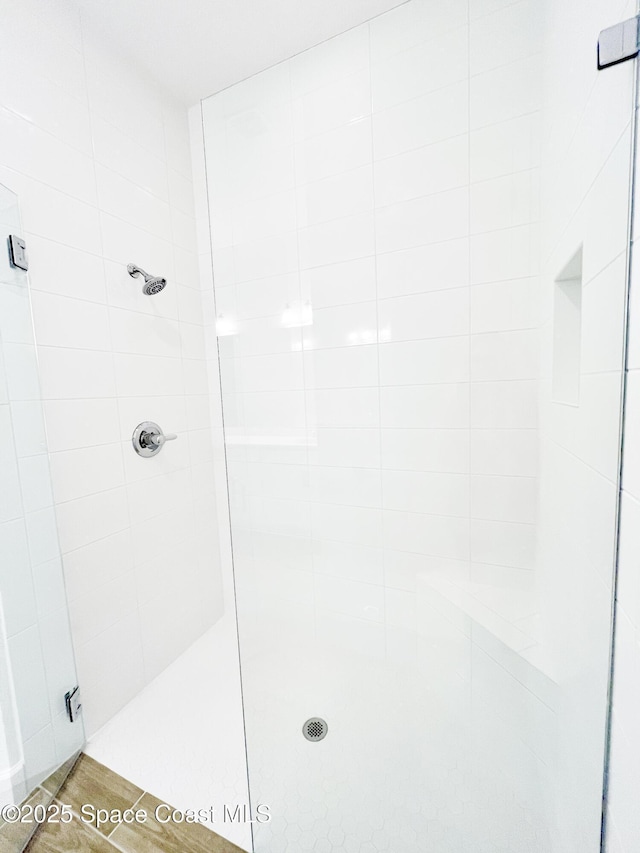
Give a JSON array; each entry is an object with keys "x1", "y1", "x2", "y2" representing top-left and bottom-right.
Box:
[{"x1": 23, "y1": 754, "x2": 248, "y2": 853}]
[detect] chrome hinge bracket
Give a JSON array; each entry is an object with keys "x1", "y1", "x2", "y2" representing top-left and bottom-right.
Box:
[
  {"x1": 7, "y1": 234, "x2": 28, "y2": 270},
  {"x1": 598, "y1": 17, "x2": 640, "y2": 70},
  {"x1": 65, "y1": 686, "x2": 82, "y2": 723}
]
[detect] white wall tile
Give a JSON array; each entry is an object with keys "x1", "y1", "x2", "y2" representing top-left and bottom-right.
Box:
[
  {"x1": 10, "y1": 401, "x2": 47, "y2": 457},
  {"x1": 379, "y1": 337, "x2": 469, "y2": 386},
  {"x1": 470, "y1": 428, "x2": 537, "y2": 476},
  {"x1": 304, "y1": 345, "x2": 378, "y2": 389},
  {"x1": 18, "y1": 455, "x2": 54, "y2": 513},
  {"x1": 299, "y1": 212, "x2": 375, "y2": 269},
  {"x1": 312, "y1": 538, "x2": 384, "y2": 585},
  {"x1": 26, "y1": 237, "x2": 107, "y2": 304},
  {"x1": 63, "y1": 529, "x2": 134, "y2": 601},
  {"x1": 43, "y1": 399, "x2": 120, "y2": 452},
  {"x1": 0, "y1": 57, "x2": 92, "y2": 155},
  {"x1": 471, "y1": 224, "x2": 539, "y2": 283},
  {"x1": 293, "y1": 69, "x2": 371, "y2": 141},
  {"x1": 470, "y1": 56, "x2": 542, "y2": 129},
  {"x1": 376, "y1": 238, "x2": 470, "y2": 300},
  {"x1": 0, "y1": 407, "x2": 22, "y2": 523},
  {"x1": 471, "y1": 329, "x2": 540, "y2": 381},
  {"x1": 471, "y1": 519, "x2": 536, "y2": 568},
  {"x1": 374, "y1": 135, "x2": 469, "y2": 208},
  {"x1": 31, "y1": 292, "x2": 111, "y2": 352},
  {"x1": 471, "y1": 475, "x2": 537, "y2": 523},
  {"x1": 32, "y1": 557, "x2": 69, "y2": 619},
  {"x1": 471, "y1": 380, "x2": 538, "y2": 428},
  {"x1": 379, "y1": 288, "x2": 469, "y2": 342},
  {"x1": 376, "y1": 187, "x2": 469, "y2": 254},
  {"x1": 370, "y1": 0, "x2": 468, "y2": 63},
  {"x1": 581, "y1": 254, "x2": 627, "y2": 375},
  {"x1": 315, "y1": 575, "x2": 384, "y2": 623},
  {"x1": 311, "y1": 503, "x2": 383, "y2": 547},
  {"x1": 295, "y1": 118, "x2": 372, "y2": 184},
  {"x1": 232, "y1": 190, "x2": 297, "y2": 245},
  {"x1": 383, "y1": 510, "x2": 469, "y2": 560},
  {"x1": 470, "y1": 114, "x2": 541, "y2": 183},
  {"x1": 383, "y1": 470, "x2": 469, "y2": 516},
  {"x1": 381, "y1": 429, "x2": 469, "y2": 474},
  {"x1": 95, "y1": 165, "x2": 172, "y2": 240},
  {"x1": 0, "y1": 519, "x2": 36, "y2": 636},
  {"x1": 373, "y1": 81, "x2": 469, "y2": 160},
  {"x1": 13, "y1": 175, "x2": 102, "y2": 255},
  {"x1": 297, "y1": 166, "x2": 373, "y2": 228},
  {"x1": 7, "y1": 626, "x2": 50, "y2": 739},
  {"x1": 38, "y1": 347, "x2": 116, "y2": 399},
  {"x1": 301, "y1": 257, "x2": 376, "y2": 308},
  {"x1": 380, "y1": 384, "x2": 469, "y2": 429},
  {"x1": 307, "y1": 388, "x2": 379, "y2": 428},
  {"x1": 291, "y1": 25, "x2": 370, "y2": 98},
  {"x1": 0, "y1": 107, "x2": 96, "y2": 205},
  {"x1": 470, "y1": 170, "x2": 540, "y2": 234},
  {"x1": 470, "y1": 0, "x2": 542, "y2": 75},
  {"x1": 371, "y1": 25, "x2": 469, "y2": 113},
  {"x1": 304, "y1": 302, "x2": 378, "y2": 350},
  {"x1": 92, "y1": 117, "x2": 169, "y2": 201},
  {"x1": 310, "y1": 466, "x2": 381, "y2": 508},
  {"x1": 471, "y1": 278, "x2": 540, "y2": 332},
  {"x1": 49, "y1": 444, "x2": 125, "y2": 504},
  {"x1": 233, "y1": 233, "x2": 298, "y2": 282}
]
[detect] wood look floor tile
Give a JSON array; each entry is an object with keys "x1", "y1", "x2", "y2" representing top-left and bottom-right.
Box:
[
  {"x1": 110, "y1": 793, "x2": 247, "y2": 853},
  {"x1": 25, "y1": 808, "x2": 117, "y2": 853},
  {"x1": 56, "y1": 754, "x2": 143, "y2": 836},
  {"x1": 0, "y1": 788, "x2": 53, "y2": 851},
  {"x1": 41, "y1": 753, "x2": 81, "y2": 796}
]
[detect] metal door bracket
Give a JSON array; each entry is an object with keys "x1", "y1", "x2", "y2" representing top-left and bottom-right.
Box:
[
  {"x1": 598, "y1": 17, "x2": 639, "y2": 70},
  {"x1": 7, "y1": 234, "x2": 28, "y2": 270},
  {"x1": 65, "y1": 686, "x2": 82, "y2": 722}
]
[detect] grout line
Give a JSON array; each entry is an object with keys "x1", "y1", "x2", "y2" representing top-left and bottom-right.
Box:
[{"x1": 105, "y1": 790, "x2": 147, "y2": 841}]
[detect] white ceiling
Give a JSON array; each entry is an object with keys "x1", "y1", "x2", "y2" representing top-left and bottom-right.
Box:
[{"x1": 77, "y1": 0, "x2": 407, "y2": 105}]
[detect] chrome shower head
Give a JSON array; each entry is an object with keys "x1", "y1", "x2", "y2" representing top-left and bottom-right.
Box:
[{"x1": 127, "y1": 263, "x2": 167, "y2": 295}]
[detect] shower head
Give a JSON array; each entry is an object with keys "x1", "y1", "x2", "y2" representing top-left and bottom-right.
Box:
[{"x1": 127, "y1": 263, "x2": 167, "y2": 295}]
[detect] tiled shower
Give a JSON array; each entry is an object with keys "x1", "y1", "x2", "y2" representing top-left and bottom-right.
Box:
[{"x1": 1, "y1": 0, "x2": 640, "y2": 851}]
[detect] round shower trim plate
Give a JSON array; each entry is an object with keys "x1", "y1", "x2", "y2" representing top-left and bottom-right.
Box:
[{"x1": 302, "y1": 717, "x2": 328, "y2": 742}]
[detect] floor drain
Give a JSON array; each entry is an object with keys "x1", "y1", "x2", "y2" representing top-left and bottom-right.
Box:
[{"x1": 302, "y1": 717, "x2": 328, "y2": 742}]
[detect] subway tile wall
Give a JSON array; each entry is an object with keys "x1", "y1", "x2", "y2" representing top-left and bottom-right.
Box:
[
  {"x1": 203, "y1": 0, "x2": 543, "y2": 673},
  {"x1": 0, "y1": 0, "x2": 223, "y2": 734},
  {"x1": 202, "y1": 2, "x2": 552, "y2": 849}
]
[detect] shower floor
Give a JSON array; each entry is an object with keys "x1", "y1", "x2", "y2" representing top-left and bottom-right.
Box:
[
  {"x1": 84, "y1": 593, "x2": 556, "y2": 853},
  {"x1": 85, "y1": 616, "x2": 252, "y2": 851}
]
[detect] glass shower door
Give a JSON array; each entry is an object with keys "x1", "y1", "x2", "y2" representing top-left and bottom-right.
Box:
[
  {"x1": 202, "y1": 0, "x2": 636, "y2": 849},
  {"x1": 0, "y1": 183, "x2": 84, "y2": 849}
]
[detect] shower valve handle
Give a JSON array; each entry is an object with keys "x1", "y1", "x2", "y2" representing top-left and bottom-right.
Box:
[
  {"x1": 132, "y1": 421, "x2": 177, "y2": 457},
  {"x1": 148, "y1": 431, "x2": 177, "y2": 448}
]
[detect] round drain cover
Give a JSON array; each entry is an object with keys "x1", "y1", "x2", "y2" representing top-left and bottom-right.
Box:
[{"x1": 302, "y1": 717, "x2": 328, "y2": 742}]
